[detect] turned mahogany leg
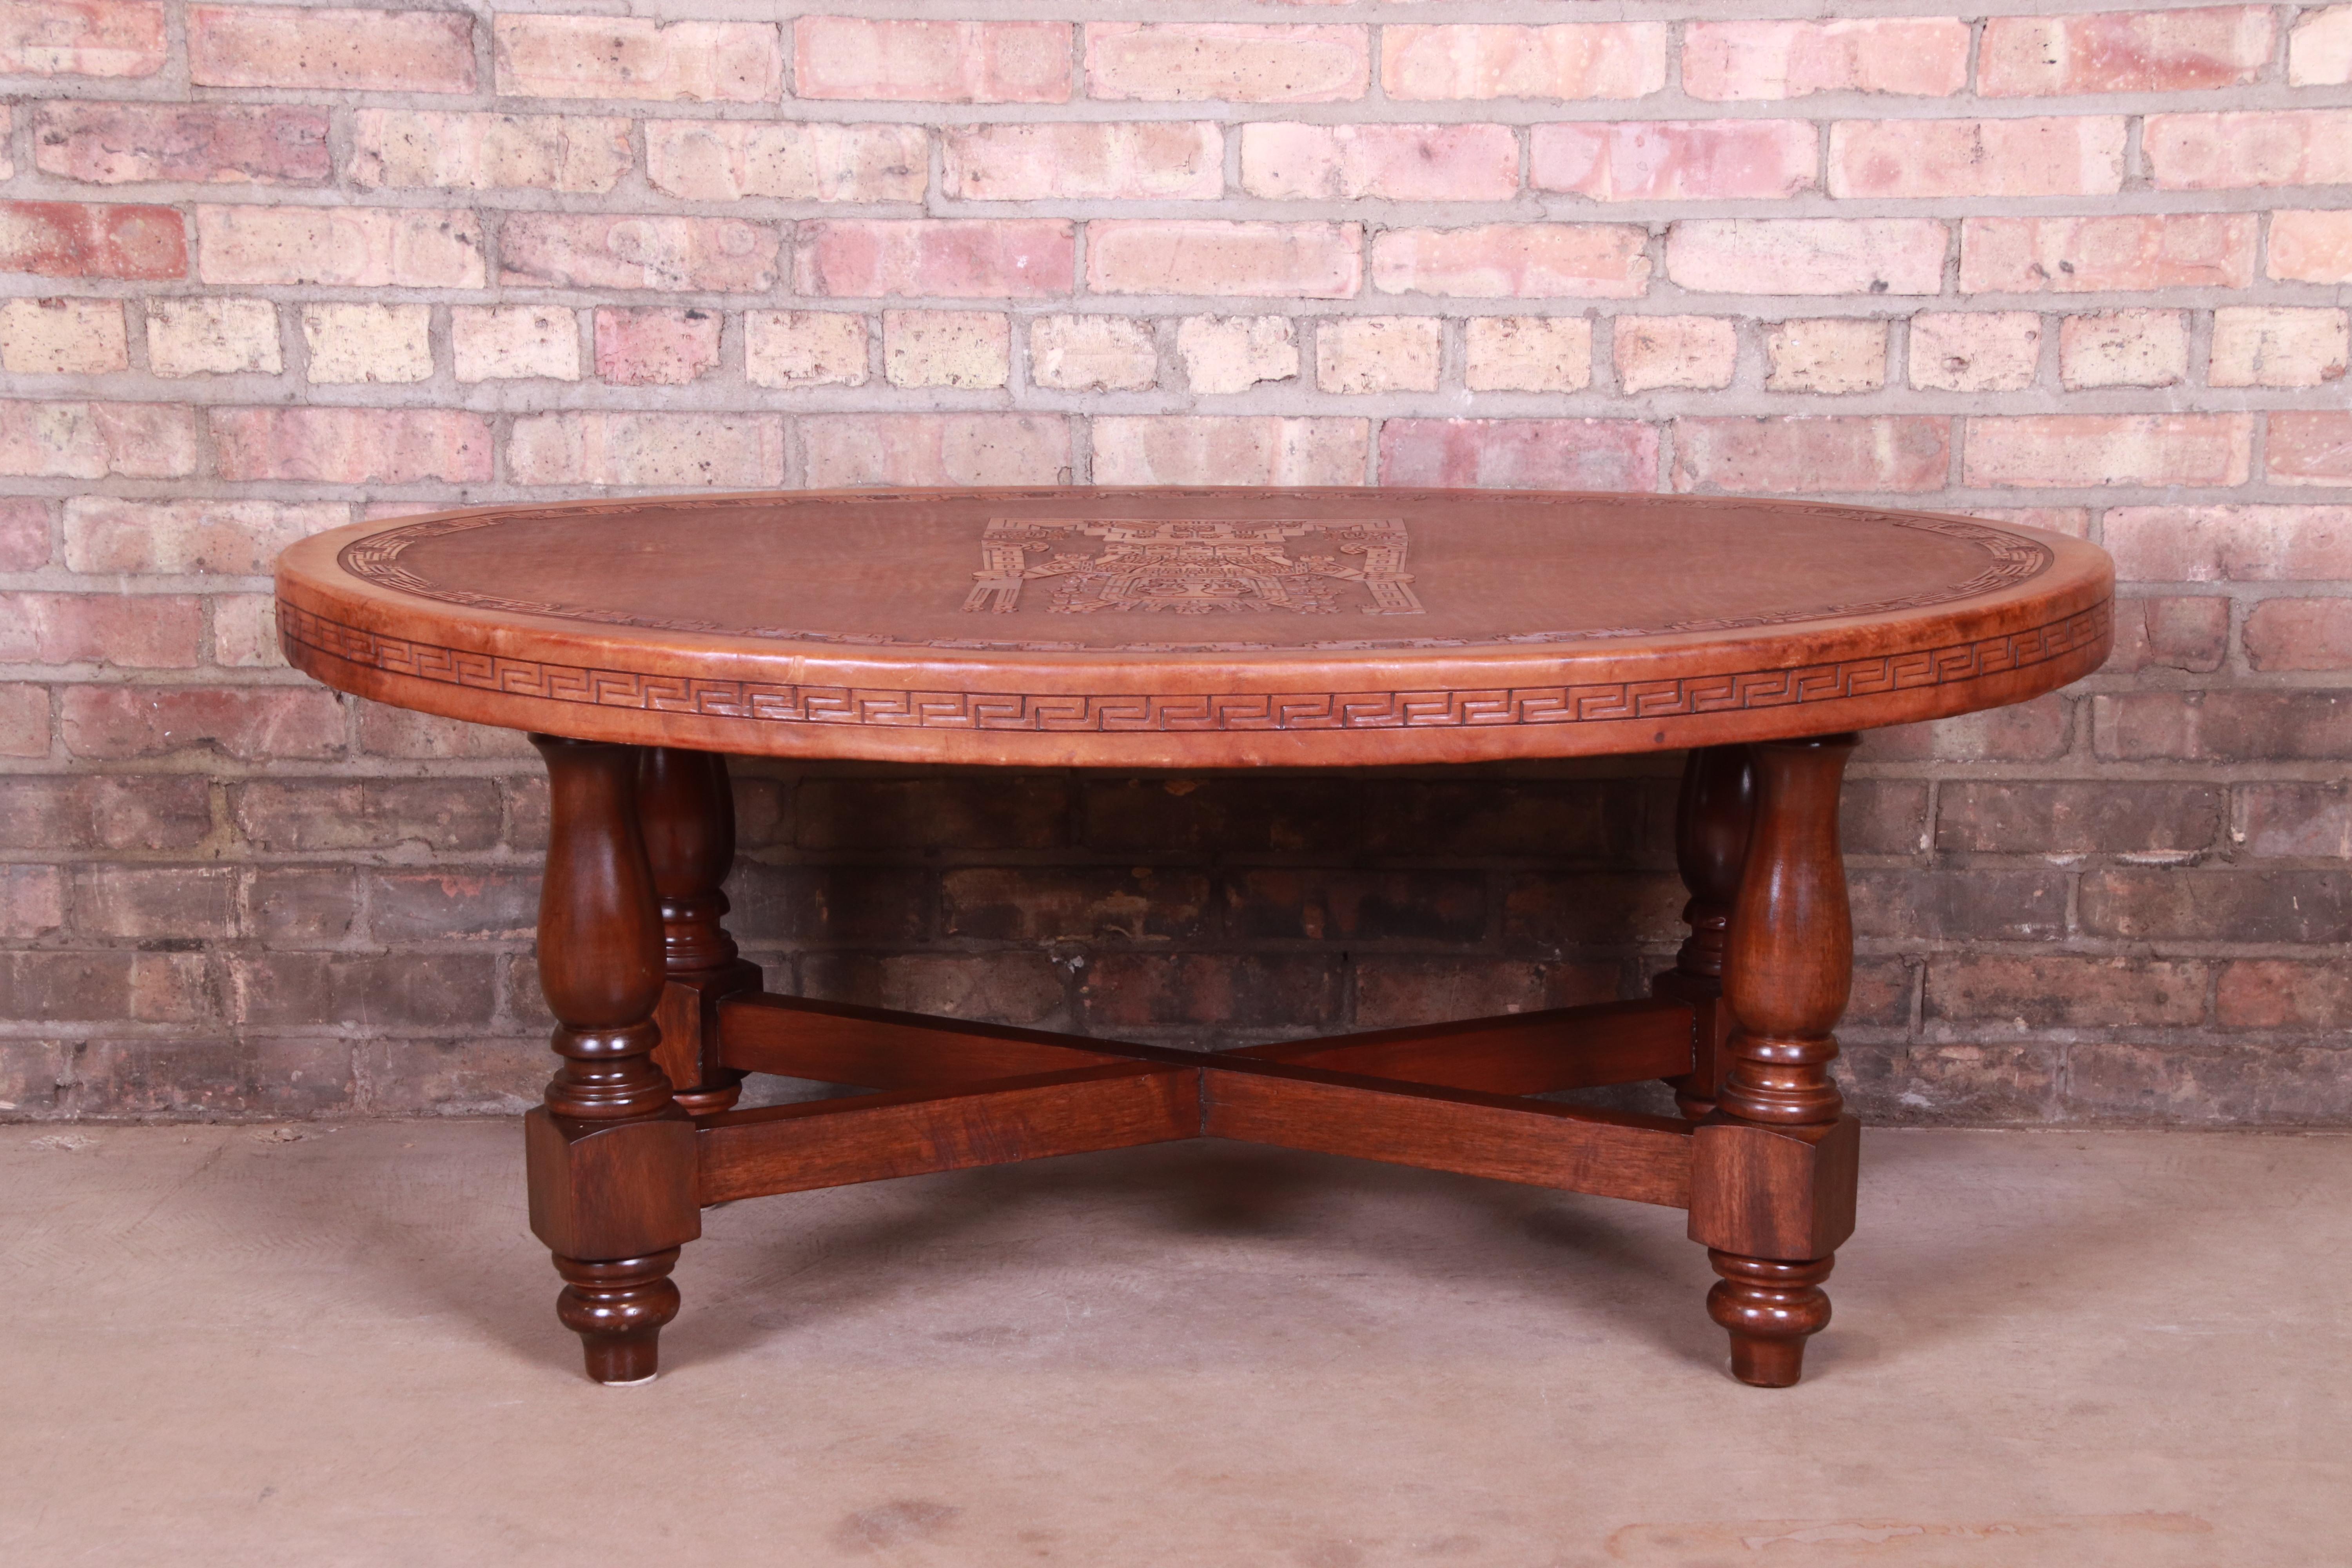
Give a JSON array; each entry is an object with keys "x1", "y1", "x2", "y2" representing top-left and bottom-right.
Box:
[
  {"x1": 1653, "y1": 745, "x2": 1755, "y2": 1120},
  {"x1": 1688, "y1": 735, "x2": 1862, "y2": 1388},
  {"x1": 639, "y1": 747, "x2": 762, "y2": 1116},
  {"x1": 526, "y1": 735, "x2": 701, "y2": 1385}
]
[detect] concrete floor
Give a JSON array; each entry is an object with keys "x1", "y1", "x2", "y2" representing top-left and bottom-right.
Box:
[{"x1": 3, "y1": 1124, "x2": 2346, "y2": 1568}]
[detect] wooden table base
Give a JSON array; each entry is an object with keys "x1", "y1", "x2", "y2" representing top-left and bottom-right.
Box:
[{"x1": 524, "y1": 736, "x2": 1862, "y2": 1389}]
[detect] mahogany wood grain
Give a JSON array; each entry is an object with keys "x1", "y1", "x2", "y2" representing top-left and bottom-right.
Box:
[
  {"x1": 524, "y1": 735, "x2": 700, "y2": 1385},
  {"x1": 270, "y1": 487, "x2": 2117, "y2": 1388},
  {"x1": 697, "y1": 1063, "x2": 1200, "y2": 1204},
  {"x1": 639, "y1": 746, "x2": 761, "y2": 1114},
  {"x1": 1228, "y1": 998, "x2": 1695, "y2": 1095},
  {"x1": 1690, "y1": 734, "x2": 1860, "y2": 1388},
  {"x1": 719, "y1": 992, "x2": 1126, "y2": 1087},
  {"x1": 1653, "y1": 745, "x2": 1755, "y2": 1119},
  {"x1": 276, "y1": 487, "x2": 2112, "y2": 769}
]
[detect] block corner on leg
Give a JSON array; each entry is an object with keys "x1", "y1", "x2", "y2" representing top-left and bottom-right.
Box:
[
  {"x1": 1686, "y1": 1112, "x2": 1859, "y2": 1261},
  {"x1": 525, "y1": 1104, "x2": 705, "y2": 1262}
]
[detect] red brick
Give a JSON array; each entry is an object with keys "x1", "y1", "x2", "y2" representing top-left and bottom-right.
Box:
[
  {"x1": 801, "y1": 414, "x2": 1070, "y2": 488},
  {"x1": 1243, "y1": 122, "x2": 1517, "y2": 202},
  {"x1": 1503, "y1": 871, "x2": 1684, "y2": 945},
  {"x1": 1354, "y1": 960, "x2": 1622, "y2": 1030},
  {"x1": 2146, "y1": 111, "x2": 2352, "y2": 190},
  {"x1": 2237, "y1": 784, "x2": 2349, "y2": 859},
  {"x1": 0, "y1": 592, "x2": 201, "y2": 667},
  {"x1": 800, "y1": 17, "x2": 1069, "y2": 103},
  {"x1": 494, "y1": 14, "x2": 780, "y2": 103},
  {"x1": 949, "y1": 123, "x2": 1223, "y2": 202},
  {"x1": 2080, "y1": 868, "x2": 2352, "y2": 943},
  {"x1": 1666, "y1": 219, "x2": 1945, "y2": 296},
  {"x1": 799, "y1": 775, "x2": 1068, "y2": 852},
  {"x1": 2268, "y1": 412, "x2": 2352, "y2": 487},
  {"x1": 2106, "y1": 596, "x2": 2229, "y2": 673},
  {"x1": 1963, "y1": 414, "x2": 2250, "y2": 488},
  {"x1": 2059, "y1": 308, "x2": 2189, "y2": 389},
  {"x1": 798, "y1": 219, "x2": 1074, "y2": 299},
  {"x1": 593, "y1": 307, "x2": 720, "y2": 386},
  {"x1": 1935, "y1": 781, "x2": 2223, "y2": 854},
  {"x1": 2244, "y1": 599, "x2": 2352, "y2": 671},
  {"x1": 0, "y1": 863, "x2": 64, "y2": 940},
  {"x1": 805, "y1": 953, "x2": 1067, "y2": 1029},
  {"x1": 730, "y1": 863, "x2": 926, "y2": 946},
  {"x1": 1849, "y1": 868, "x2": 2070, "y2": 942},
  {"x1": 1381, "y1": 24, "x2": 1666, "y2": 101},
  {"x1": 1862, "y1": 693, "x2": 2073, "y2": 762},
  {"x1": 0, "y1": 682, "x2": 47, "y2": 757},
  {"x1": 1532, "y1": 120, "x2": 1815, "y2": 201},
  {"x1": 508, "y1": 411, "x2": 785, "y2": 489},
  {"x1": 196, "y1": 204, "x2": 483, "y2": 287},
  {"x1": 1093, "y1": 221, "x2": 1360, "y2": 299},
  {"x1": 1370, "y1": 224, "x2": 1646, "y2": 300},
  {"x1": 1681, "y1": 18, "x2": 1968, "y2": 101},
  {"x1": 232, "y1": 953, "x2": 493, "y2": 1030},
  {"x1": 72, "y1": 863, "x2": 238, "y2": 940},
  {"x1": 0, "y1": 200, "x2": 182, "y2": 279},
  {"x1": 0, "y1": 399, "x2": 196, "y2": 478},
  {"x1": 945, "y1": 867, "x2": 1209, "y2": 943},
  {"x1": 354, "y1": 702, "x2": 533, "y2": 760},
  {"x1": 1828, "y1": 118, "x2": 2126, "y2": 199},
  {"x1": 61, "y1": 685, "x2": 344, "y2": 761},
  {"x1": 62, "y1": 498, "x2": 345, "y2": 575},
  {"x1": 0, "y1": 1, "x2": 165, "y2": 76},
  {"x1": 2094, "y1": 690, "x2": 2352, "y2": 761},
  {"x1": 1082, "y1": 952, "x2": 1339, "y2": 1032},
  {"x1": 1379, "y1": 419, "x2": 1658, "y2": 492},
  {"x1": 210, "y1": 407, "x2": 491, "y2": 484},
  {"x1": 368, "y1": 870, "x2": 537, "y2": 942},
  {"x1": 1960, "y1": 214, "x2": 2256, "y2": 294},
  {"x1": 31, "y1": 102, "x2": 330, "y2": 185},
  {"x1": 1093, "y1": 416, "x2": 1366, "y2": 486},
  {"x1": 2064, "y1": 1045, "x2": 2352, "y2": 1126},
  {"x1": 188, "y1": 4, "x2": 475, "y2": 93},
  {"x1": 1090, "y1": 22, "x2": 1367, "y2": 103},
  {"x1": 0, "y1": 499, "x2": 46, "y2": 571},
  {"x1": 1672, "y1": 417, "x2": 1948, "y2": 494},
  {"x1": 501, "y1": 214, "x2": 779, "y2": 294},
  {"x1": 1927, "y1": 956, "x2": 2207, "y2": 1028},
  {"x1": 0, "y1": 951, "x2": 209, "y2": 1024},
  {"x1": 2216, "y1": 963, "x2": 2352, "y2": 1030},
  {"x1": 621, "y1": 120, "x2": 912, "y2": 205},
  {"x1": 1980, "y1": 7, "x2": 2275, "y2": 95},
  {"x1": 2105, "y1": 506, "x2": 2352, "y2": 582}
]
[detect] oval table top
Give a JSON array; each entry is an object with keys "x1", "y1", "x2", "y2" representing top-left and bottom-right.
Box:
[{"x1": 276, "y1": 486, "x2": 2114, "y2": 768}]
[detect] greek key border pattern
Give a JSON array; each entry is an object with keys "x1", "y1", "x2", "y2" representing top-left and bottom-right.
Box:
[{"x1": 279, "y1": 599, "x2": 2111, "y2": 734}]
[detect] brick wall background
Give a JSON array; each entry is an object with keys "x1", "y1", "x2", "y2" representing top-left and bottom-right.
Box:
[{"x1": 0, "y1": 0, "x2": 2347, "y2": 1124}]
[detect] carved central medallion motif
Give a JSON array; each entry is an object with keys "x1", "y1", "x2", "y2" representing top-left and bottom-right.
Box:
[{"x1": 963, "y1": 518, "x2": 1423, "y2": 617}]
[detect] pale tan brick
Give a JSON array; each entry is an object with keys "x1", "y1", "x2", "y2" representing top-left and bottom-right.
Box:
[
  {"x1": 801, "y1": 414, "x2": 1069, "y2": 487},
  {"x1": 0, "y1": 0, "x2": 166, "y2": 77},
  {"x1": 2060, "y1": 309, "x2": 2189, "y2": 389},
  {"x1": 1981, "y1": 7, "x2": 2275, "y2": 95},
  {"x1": 347, "y1": 111, "x2": 630, "y2": 194},
  {"x1": 1668, "y1": 220, "x2": 1946, "y2": 297},
  {"x1": 1029, "y1": 316, "x2": 1157, "y2": 392},
  {"x1": 1088, "y1": 23, "x2": 1368, "y2": 103},
  {"x1": 1682, "y1": 18, "x2": 1969, "y2": 101},
  {"x1": 2145, "y1": 111, "x2": 2352, "y2": 190},
  {"x1": 63, "y1": 499, "x2": 346, "y2": 574},
  {"x1": 189, "y1": 4, "x2": 474, "y2": 93},
  {"x1": 799, "y1": 18, "x2": 1069, "y2": 104},
  {"x1": 1089, "y1": 221, "x2": 1361, "y2": 299},
  {"x1": 1176, "y1": 316, "x2": 1298, "y2": 394},
  {"x1": 884, "y1": 310, "x2": 1009, "y2": 390},
  {"x1": 1965, "y1": 414, "x2": 2250, "y2": 488},
  {"x1": 1316, "y1": 316, "x2": 1441, "y2": 394},
  {"x1": 946, "y1": 123, "x2": 1222, "y2": 202},
  {"x1": 211, "y1": 593, "x2": 281, "y2": 669},
  {"x1": 646, "y1": 122, "x2": 926, "y2": 203},
  {"x1": 2291, "y1": 5, "x2": 2352, "y2": 84},
  {"x1": 1465, "y1": 316, "x2": 1592, "y2": 394},
  {"x1": 0, "y1": 297, "x2": 126, "y2": 374},
  {"x1": 508, "y1": 412, "x2": 785, "y2": 488},
  {"x1": 745, "y1": 311, "x2": 869, "y2": 389},
  {"x1": 1382, "y1": 24, "x2": 1667, "y2": 101},
  {"x1": 1372, "y1": 225, "x2": 1649, "y2": 300},
  {"x1": 1828, "y1": 118, "x2": 2127, "y2": 199},
  {"x1": 196, "y1": 205, "x2": 484, "y2": 288},
  {"x1": 494, "y1": 15, "x2": 780, "y2": 103},
  {"x1": 2270, "y1": 211, "x2": 2352, "y2": 285},
  {"x1": 1243, "y1": 123, "x2": 1518, "y2": 202},
  {"x1": 2209, "y1": 307, "x2": 2350, "y2": 388},
  {"x1": 501, "y1": 214, "x2": 778, "y2": 294},
  {"x1": 1615, "y1": 316, "x2": 1736, "y2": 392},
  {"x1": 146, "y1": 297, "x2": 279, "y2": 377},
  {"x1": 1092, "y1": 416, "x2": 1367, "y2": 485},
  {"x1": 1908, "y1": 312, "x2": 2042, "y2": 392},
  {"x1": 299, "y1": 303, "x2": 431, "y2": 385},
  {"x1": 452, "y1": 307, "x2": 580, "y2": 383},
  {"x1": 1766, "y1": 318, "x2": 1887, "y2": 394}
]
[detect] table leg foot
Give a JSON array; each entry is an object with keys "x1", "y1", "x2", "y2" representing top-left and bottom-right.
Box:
[
  {"x1": 1708, "y1": 1250, "x2": 1833, "y2": 1387},
  {"x1": 555, "y1": 1248, "x2": 682, "y2": 1385}
]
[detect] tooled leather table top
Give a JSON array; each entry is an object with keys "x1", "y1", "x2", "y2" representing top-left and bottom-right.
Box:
[{"x1": 275, "y1": 486, "x2": 2114, "y2": 767}]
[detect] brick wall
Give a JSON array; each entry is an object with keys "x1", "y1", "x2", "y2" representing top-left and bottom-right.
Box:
[{"x1": 1, "y1": 1, "x2": 2347, "y2": 1125}]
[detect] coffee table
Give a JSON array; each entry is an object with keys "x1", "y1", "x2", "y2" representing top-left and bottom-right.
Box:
[{"x1": 276, "y1": 487, "x2": 2112, "y2": 1387}]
